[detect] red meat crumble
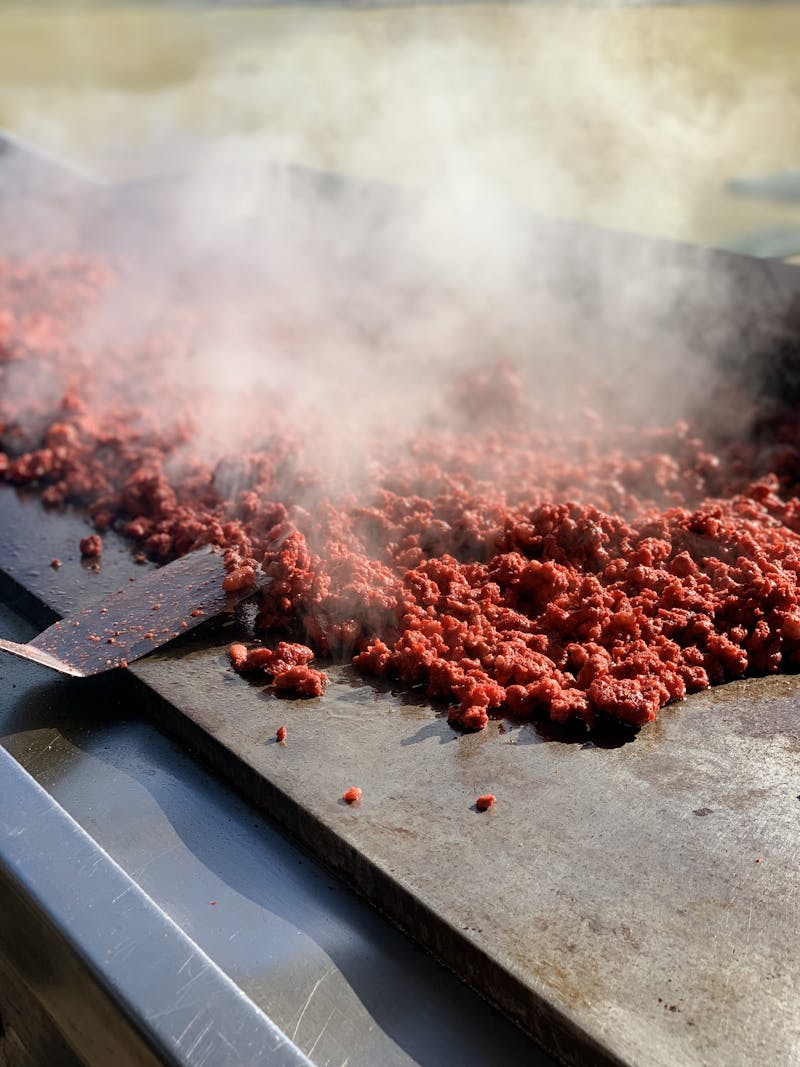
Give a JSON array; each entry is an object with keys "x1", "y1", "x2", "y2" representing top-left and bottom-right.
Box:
[
  {"x1": 343, "y1": 786, "x2": 362, "y2": 805},
  {"x1": 222, "y1": 565, "x2": 257, "y2": 593},
  {"x1": 256, "y1": 641, "x2": 315, "y2": 674},
  {"x1": 276, "y1": 725, "x2": 287, "y2": 743},
  {"x1": 6, "y1": 254, "x2": 800, "y2": 740},
  {"x1": 229, "y1": 643, "x2": 249, "y2": 670},
  {"x1": 273, "y1": 665, "x2": 327, "y2": 697},
  {"x1": 242, "y1": 647, "x2": 275, "y2": 671},
  {"x1": 476, "y1": 794, "x2": 496, "y2": 811},
  {"x1": 229, "y1": 641, "x2": 316, "y2": 676},
  {"x1": 79, "y1": 533, "x2": 102, "y2": 559}
]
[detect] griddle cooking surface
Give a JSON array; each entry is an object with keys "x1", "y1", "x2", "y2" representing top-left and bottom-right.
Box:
[{"x1": 1, "y1": 487, "x2": 799, "y2": 1067}]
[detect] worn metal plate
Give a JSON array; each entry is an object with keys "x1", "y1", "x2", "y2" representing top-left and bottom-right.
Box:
[{"x1": 1, "y1": 486, "x2": 799, "y2": 1067}]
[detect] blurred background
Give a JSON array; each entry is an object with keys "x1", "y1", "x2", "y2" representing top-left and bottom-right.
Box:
[{"x1": 1, "y1": 1, "x2": 799, "y2": 258}]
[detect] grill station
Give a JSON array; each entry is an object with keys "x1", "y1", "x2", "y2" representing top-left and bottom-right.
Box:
[{"x1": 2, "y1": 133, "x2": 800, "y2": 1067}]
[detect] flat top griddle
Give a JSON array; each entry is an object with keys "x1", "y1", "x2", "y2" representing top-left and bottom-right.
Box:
[
  {"x1": 3, "y1": 139, "x2": 800, "y2": 1065},
  {"x1": 2, "y1": 484, "x2": 799, "y2": 1067}
]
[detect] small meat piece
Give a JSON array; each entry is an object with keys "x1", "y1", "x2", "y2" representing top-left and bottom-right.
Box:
[
  {"x1": 476, "y1": 793, "x2": 496, "y2": 811},
  {"x1": 273, "y1": 665, "x2": 327, "y2": 697},
  {"x1": 222, "y1": 565, "x2": 257, "y2": 593},
  {"x1": 229, "y1": 643, "x2": 249, "y2": 670},
  {"x1": 50, "y1": 558, "x2": 61, "y2": 569},
  {"x1": 353, "y1": 639, "x2": 392, "y2": 675},
  {"x1": 243, "y1": 647, "x2": 276, "y2": 671},
  {"x1": 235, "y1": 642, "x2": 316, "y2": 674},
  {"x1": 588, "y1": 676, "x2": 664, "y2": 727},
  {"x1": 271, "y1": 641, "x2": 315, "y2": 667},
  {"x1": 79, "y1": 534, "x2": 102, "y2": 559},
  {"x1": 448, "y1": 703, "x2": 490, "y2": 731},
  {"x1": 276, "y1": 725, "x2": 287, "y2": 743},
  {"x1": 343, "y1": 786, "x2": 362, "y2": 805}
]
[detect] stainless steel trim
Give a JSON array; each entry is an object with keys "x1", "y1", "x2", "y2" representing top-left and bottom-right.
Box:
[{"x1": 0, "y1": 745, "x2": 314, "y2": 1067}]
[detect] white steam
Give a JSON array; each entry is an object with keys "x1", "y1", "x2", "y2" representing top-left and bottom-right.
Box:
[{"x1": 2, "y1": 5, "x2": 798, "y2": 488}]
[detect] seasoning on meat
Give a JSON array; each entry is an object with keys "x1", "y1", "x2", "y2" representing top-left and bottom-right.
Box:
[
  {"x1": 476, "y1": 793, "x2": 496, "y2": 812},
  {"x1": 343, "y1": 786, "x2": 362, "y2": 805},
  {"x1": 79, "y1": 533, "x2": 102, "y2": 559}
]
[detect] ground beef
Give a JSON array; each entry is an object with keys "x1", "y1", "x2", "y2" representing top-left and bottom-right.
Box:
[
  {"x1": 343, "y1": 787, "x2": 362, "y2": 805},
  {"x1": 276, "y1": 725, "x2": 287, "y2": 743},
  {"x1": 476, "y1": 794, "x2": 496, "y2": 811},
  {"x1": 229, "y1": 641, "x2": 316, "y2": 677},
  {"x1": 222, "y1": 564, "x2": 257, "y2": 592},
  {"x1": 272, "y1": 665, "x2": 328, "y2": 697},
  {"x1": 240, "y1": 647, "x2": 276, "y2": 671},
  {"x1": 5, "y1": 254, "x2": 800, "y2": 738},
  {"x1": 265, "y1": 641, "x2": 315, "y2": 672},
  {"x1": 79, "y1": 534, "x2": 102, "y2": 559},
  {"x1": 229, "y1": 643, "x2": 249, "y2": 670}
]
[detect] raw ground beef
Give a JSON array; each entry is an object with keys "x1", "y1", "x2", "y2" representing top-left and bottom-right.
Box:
[{"x1": 4, "y1": 255, "x2": 800, "y2": 734}]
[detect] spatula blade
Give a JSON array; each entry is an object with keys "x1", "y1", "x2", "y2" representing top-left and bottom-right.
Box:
[{"x1": 2, "y1": 547, "x2": 261, "y2": 677}]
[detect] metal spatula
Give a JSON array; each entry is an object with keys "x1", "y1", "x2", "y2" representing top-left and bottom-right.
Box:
[{"x1": 0, "y1": 548, "x2": 264, "y2": 677}]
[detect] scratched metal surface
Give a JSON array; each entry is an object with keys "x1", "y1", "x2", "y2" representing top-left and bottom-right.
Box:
[
  {"x1": 2, "y1": 489, "x2": 800, "y2": 1067},
  {"x1": 131, "y1": 616, "x2": 800, "y2": 1066}
]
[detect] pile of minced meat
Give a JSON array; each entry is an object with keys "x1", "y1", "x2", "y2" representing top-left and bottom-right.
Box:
[{"x1": 3, "y1": 255, "x2": 800, "y2": 730}]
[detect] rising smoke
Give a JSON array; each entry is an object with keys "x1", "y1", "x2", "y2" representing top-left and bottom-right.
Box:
[{"x1": 2, "y1": 4, "x2": 799, "y2": 489}]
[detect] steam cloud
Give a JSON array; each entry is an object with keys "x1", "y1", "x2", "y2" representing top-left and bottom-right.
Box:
[{"x1": 2, "y1": 5, "x2": 798, "y2": 490}]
